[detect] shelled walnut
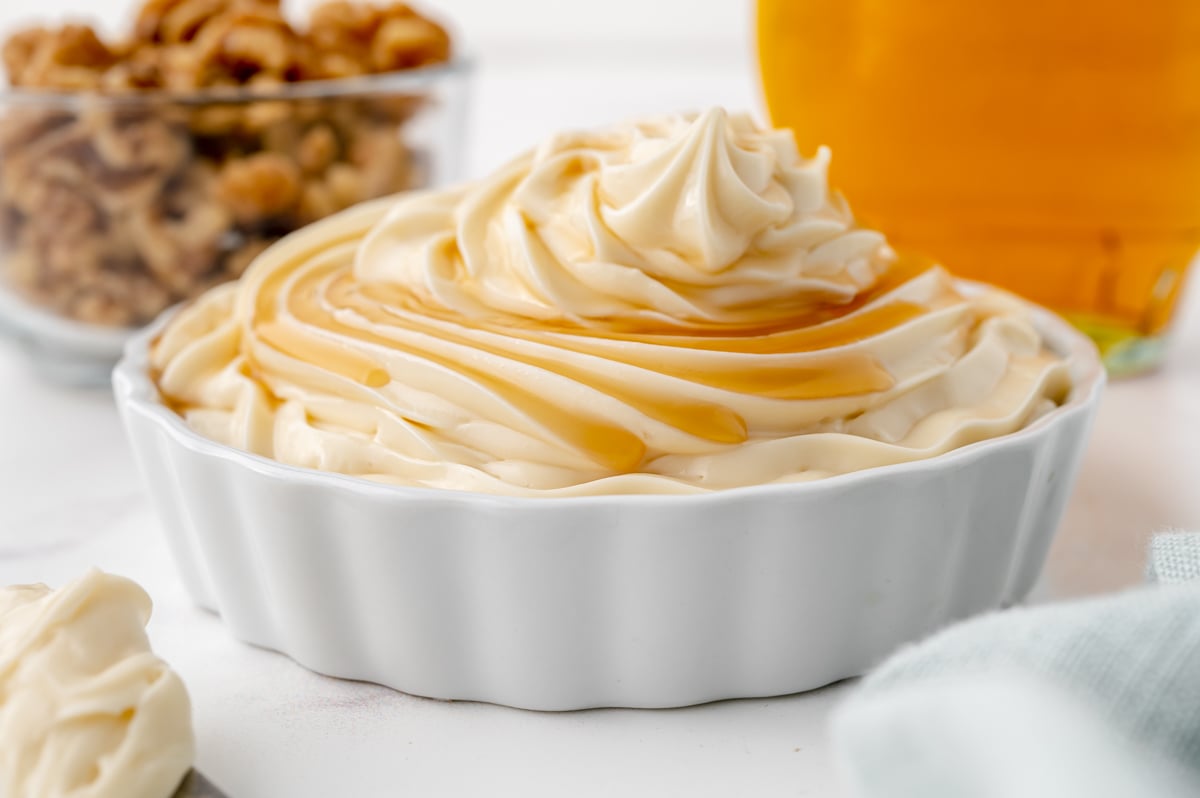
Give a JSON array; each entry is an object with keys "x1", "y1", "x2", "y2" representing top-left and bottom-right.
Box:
[{"x1": 0, "y1": 0, "x2": 453, "y2": 326}]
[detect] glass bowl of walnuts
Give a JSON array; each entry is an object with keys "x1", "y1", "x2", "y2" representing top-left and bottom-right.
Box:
[{"x1": 0, "y1": 0, "x2": 470, "y2": 384}]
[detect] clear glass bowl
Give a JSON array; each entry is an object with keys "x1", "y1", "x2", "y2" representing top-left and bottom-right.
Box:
[{"x1": 0, "y1": 61, "x2": 471, "y2": 385}]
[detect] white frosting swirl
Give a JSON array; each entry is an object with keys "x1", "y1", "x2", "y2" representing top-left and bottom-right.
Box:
[
  {"x1": 0, "y1": 570, "x2": 194, "y2": 798},
  {"x1": 354, "y1": 109, "x2": 887, "y2": 324},
  {"x1": 152, "y1": 109, "x2": 1071, "y2": 495}
]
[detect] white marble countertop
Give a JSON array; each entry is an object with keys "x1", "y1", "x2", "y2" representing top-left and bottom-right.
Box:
[{"x1": 4, "y1": 57, "x2": 1200, "y2": 798}]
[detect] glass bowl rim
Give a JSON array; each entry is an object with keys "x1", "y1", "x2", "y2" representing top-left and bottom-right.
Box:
[{"x1": 0, "y1": 56, "x2": 474, "y2": 108}]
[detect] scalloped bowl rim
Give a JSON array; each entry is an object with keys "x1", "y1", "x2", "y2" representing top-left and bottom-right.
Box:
[{"x1": 113, "y1": 282, "x2": 1106, "y2": 510}]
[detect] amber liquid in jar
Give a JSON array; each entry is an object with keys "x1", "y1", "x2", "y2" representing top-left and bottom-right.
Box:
[{"x1": 757, "y1": 0, "x2": 1200, "y2": 373}]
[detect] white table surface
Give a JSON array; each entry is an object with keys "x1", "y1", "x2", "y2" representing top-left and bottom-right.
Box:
[{"x1": 4, "y1": 57, "x2": 1200, "y2": 798}]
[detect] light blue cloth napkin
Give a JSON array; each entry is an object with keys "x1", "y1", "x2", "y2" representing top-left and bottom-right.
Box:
[{"x1": 833, "y1": 532, "x2": 1200, "y2": 798}]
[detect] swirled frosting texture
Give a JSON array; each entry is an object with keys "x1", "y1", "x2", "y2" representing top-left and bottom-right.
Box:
[
  {"x1": 152, "y1": 109, "x2": 1071, "y2": 495},
  {"x1": 0, "y1": 570, "x2": 193, "y2": 798}
]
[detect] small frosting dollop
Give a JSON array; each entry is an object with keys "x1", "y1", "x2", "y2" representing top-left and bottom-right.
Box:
[
  {"x1": 0, "y1": 570, "x2": 194, "y2": 798},
  {"x1": 152, "y1": 109, "x2": 1071, "y2": 495}
]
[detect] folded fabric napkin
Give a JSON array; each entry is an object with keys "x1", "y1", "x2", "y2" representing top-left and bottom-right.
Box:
[{"x1": 833, "y1": 532, "x2": 1200, "y2": 798}]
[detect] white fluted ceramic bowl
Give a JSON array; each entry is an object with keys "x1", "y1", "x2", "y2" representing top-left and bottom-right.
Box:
[{"x1": 114, "y1": 295, "x2": 1103, "y2": 710}]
